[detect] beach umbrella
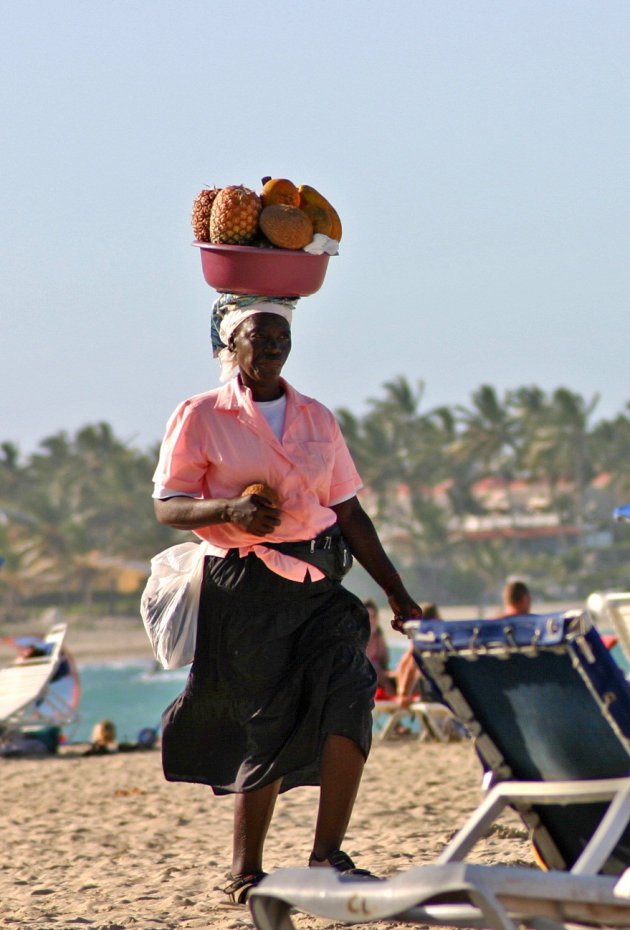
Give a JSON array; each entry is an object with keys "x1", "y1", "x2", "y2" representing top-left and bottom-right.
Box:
[{"x1": 613, "y1": 503, "x2": 630, "y2": 522}]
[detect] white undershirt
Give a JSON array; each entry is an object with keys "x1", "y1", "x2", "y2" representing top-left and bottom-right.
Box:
[{"x1": 255, "y1": 394, "x2": 287, "y2": 441}]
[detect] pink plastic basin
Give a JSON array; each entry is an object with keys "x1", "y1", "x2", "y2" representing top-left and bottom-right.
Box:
[{"x1": 193, "y1": 241, "x2": 332, "y2": 297}]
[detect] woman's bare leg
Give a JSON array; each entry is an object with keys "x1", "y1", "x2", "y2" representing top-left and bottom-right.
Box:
[
  {"x1": 310, "y1": 733, "x2": 365, "y2": 863},
  {"x1": 232, "y1": 777, "x2": 282, "y2": 875}
]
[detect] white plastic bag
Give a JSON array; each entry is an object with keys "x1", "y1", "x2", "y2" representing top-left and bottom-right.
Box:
[{"x1": 140, "y1": 541, "x2": 207, "y2": 670}]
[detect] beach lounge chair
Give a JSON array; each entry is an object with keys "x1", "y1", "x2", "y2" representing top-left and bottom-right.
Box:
[
  {"x1": 371, "y1": 696, "x2": 458, "y2": 742},
  {"x1": 0, "y1": 622, "x2": 79, "y2": 730},
  {"x1": 587, "y1": 591, "x2": 630, "y2": 669},
  {"x1": 249, "y1": 610, "x2": 630, "y2": 930}
]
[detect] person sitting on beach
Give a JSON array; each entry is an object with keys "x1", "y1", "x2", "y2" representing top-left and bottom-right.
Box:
[
  {"x1": 3, "y1": 635, "x2": 51, "y2": 664},
  {"x1": 83, "y1": 721, "x2": 159, "y2": 756},
  {"x1": 497, "y1": 580, "x2": 532, "y2": 618},
  {"x1": 16, "y1": 643, "x2": 48, "y2": 661},
  {"x1": 5, "y1": 635, "x2": 72, "y2": 683},
  {"x1": 364, "y1": 598, "x2": 396, "y2": 698},
  {"x1": 83, "y1": 719, "x2": 117, "y2": 756},
  {"x1": 394, "y1": 602, "x2": 441, "y2": 706}
]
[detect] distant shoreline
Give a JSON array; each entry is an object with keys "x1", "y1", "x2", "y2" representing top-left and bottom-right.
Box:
[
  {"x1": 0, "y1": 614, "x2": 154, "y2": 665},
  {"x1": 1, "y1": 600, "x2": 586, "y2": 664}
]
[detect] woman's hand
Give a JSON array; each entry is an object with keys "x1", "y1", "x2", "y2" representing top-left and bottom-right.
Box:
[
  {"x1": 330, "y1": 497, "x2": 422, "y2": 633},
  {"x1": 228, "y1": 492, "x2": 282, "y2": 537},
  {"x1": 388, "y1": 594, "x2": 423, "y2": 633}
]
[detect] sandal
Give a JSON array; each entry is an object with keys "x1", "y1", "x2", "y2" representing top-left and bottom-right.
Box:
[
  {"x1": 309, "y1": 849, "x2": 379, "y2": 879},
  {"x1": 221, "y1": 870, "x2": 267, "y2": 905}
]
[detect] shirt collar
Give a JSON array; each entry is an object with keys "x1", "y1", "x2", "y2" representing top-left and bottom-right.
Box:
[{"x1": 215, "y1": 376, "x2": 311, "y2": 411}]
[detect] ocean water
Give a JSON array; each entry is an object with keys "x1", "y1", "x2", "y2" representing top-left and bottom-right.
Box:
[
  {"x1": 70, "y1": 640, "x2": 630, "y2": 745},
  {"x1": 71, "y1": 643, "x2": 409, "y2": 745},
  {"x1": 70, "y1": 660, "x2": 189, "y2": 744}
]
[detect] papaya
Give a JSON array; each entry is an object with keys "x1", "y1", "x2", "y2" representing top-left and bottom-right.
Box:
[
  {"x1": 328, "y1": 209, "x2": 342, "y2": 242},
  {"x1": 298, "y1": 185, "x2": 342, "y2": 241},
  {"x1": 260, "y1": 177, "x2": 300, "y2": 208},
  {"x1": 300, "y1": 202, "x2": 333, "y2": 237}
]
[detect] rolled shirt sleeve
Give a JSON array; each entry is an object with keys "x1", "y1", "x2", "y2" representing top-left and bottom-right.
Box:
[{"x1": 152, "y1": 399, "x2": 210, "y2": 497}]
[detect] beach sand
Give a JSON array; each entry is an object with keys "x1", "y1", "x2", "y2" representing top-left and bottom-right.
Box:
[
  {"x1": 0, "y1": 737, "x2": 532, "y2": 930},
  {"x1": 0, "y1": 614, "x2": 535, "y2": 929}
]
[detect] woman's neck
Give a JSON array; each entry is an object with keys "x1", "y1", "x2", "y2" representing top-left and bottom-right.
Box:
[{"x1": 239, "y1": 374, "x2": 285, "y2": 402}]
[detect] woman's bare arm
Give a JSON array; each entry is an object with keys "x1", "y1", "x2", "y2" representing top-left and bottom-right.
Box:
[
  {"x1": 331, "y1": 496, "x2": 422, "y2": 630},
  {"x1": 154, "y1": 494, "x2": 281, "y2": 537}
]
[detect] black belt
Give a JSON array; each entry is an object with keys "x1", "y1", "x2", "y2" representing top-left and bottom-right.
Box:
[{"x1": 264, "y1": 524, "x2": 353, "y2": 582}]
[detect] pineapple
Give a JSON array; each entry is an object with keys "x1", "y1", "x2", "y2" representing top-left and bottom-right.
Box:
[
  {"x1": 209, "y1": 185, "x2": 262, "y2": 245},
  {"x1": 191, "y1": 187, "x2": 220, "y2": 241}
]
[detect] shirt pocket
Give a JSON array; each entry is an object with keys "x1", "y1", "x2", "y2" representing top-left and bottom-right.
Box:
[{"x1": 295, "y1": 440, "x2": 334, "y2": 488}]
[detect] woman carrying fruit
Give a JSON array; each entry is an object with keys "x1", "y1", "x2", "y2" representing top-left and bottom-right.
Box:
[{"x1": 152, "y1": 294, "x2": 422, "y2": 904}]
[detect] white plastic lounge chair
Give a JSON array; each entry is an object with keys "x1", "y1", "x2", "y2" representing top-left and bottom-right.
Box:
[
  {"x1": 249, "y1": 611, "x2": 630, "y2": 930},
  {"x1": 600, "y1": 591, "x2": 630, "y2": 662},
  {"x1": 0, "y1": 623, "x2": 79, "y2": 730},
  {"x1": 372, "y1": 698, "x2": 457, "y2": 742}
]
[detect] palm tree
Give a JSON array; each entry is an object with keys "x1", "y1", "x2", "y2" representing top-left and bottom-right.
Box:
[
  {"x1": 0, "y1": 425, "x2": 175, "y2": 608},
  {"x1": 528, "y1": 389, "x2": 599, "y2": 534},
  {"x1": 590, "y1": 404, "x2": 630, "y2": 500},
  {"x1": 453, "y1": 385, "x2": 521, "y2": 474},
  {"x1": 451, "y1": 385, "x2": 524, "y2": 535},
  {"x1": 508, "y1": 385, "x2": 549, "y2": 472},
  {"x1": 337, "y1": 377, "x2": 452, "y2": 564}
]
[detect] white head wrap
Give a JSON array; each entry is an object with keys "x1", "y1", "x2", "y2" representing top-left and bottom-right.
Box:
[{"x1": 211, "y1": 294, "x2": 297, "y2": 382}]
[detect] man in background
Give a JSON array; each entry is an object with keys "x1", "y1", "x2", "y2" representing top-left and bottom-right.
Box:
[{"x1": 499, "y1": 580, "x2": 532, "y2": 617}]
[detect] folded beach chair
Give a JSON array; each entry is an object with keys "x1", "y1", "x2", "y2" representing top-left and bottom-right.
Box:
[
  {"x1": 249, "y1": 611, "x2": 630, "y2": 930},
  {"x1": 0, "y1": 622, "x2": 79, "y2": 730}
]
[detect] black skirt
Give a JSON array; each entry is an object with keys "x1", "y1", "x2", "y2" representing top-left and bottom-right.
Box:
[{"x1": 161, "y1": 550, "x2": 376, "y2": 795}]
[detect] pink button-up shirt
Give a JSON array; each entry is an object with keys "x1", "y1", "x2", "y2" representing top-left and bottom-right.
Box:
[{"x1": 152, "y1": 377, "x2": 363, "y2": 581}]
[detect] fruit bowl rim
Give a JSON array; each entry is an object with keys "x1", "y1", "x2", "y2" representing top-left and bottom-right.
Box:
[{"x1": 191, "y1": 240, "x2": 335, "y2": 258}]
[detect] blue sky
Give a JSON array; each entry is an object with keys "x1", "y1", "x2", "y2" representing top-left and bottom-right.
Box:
[{"x1": 3, "y1": 1, "x2": 629, "y2": 454}]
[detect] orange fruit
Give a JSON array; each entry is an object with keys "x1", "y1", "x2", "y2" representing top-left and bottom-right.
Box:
[{"x1": 260, "y1": 178, "x2": 301, "y2": 208}]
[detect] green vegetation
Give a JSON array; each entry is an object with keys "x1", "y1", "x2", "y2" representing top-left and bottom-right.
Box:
[
  {"x1": 337, "y1": 379, "x2": 630, "y2": 604},
  {"x1": 0, "y1": 423, "x2": 180, "y2": 620},
  {"x1": 2, "y1": 381, "x2": 630, "y2": 617}
]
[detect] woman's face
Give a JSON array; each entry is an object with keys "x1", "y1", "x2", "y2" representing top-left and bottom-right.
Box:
[{"x1": 232, "y1": 313, "x2": 292, "y2": 399}]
